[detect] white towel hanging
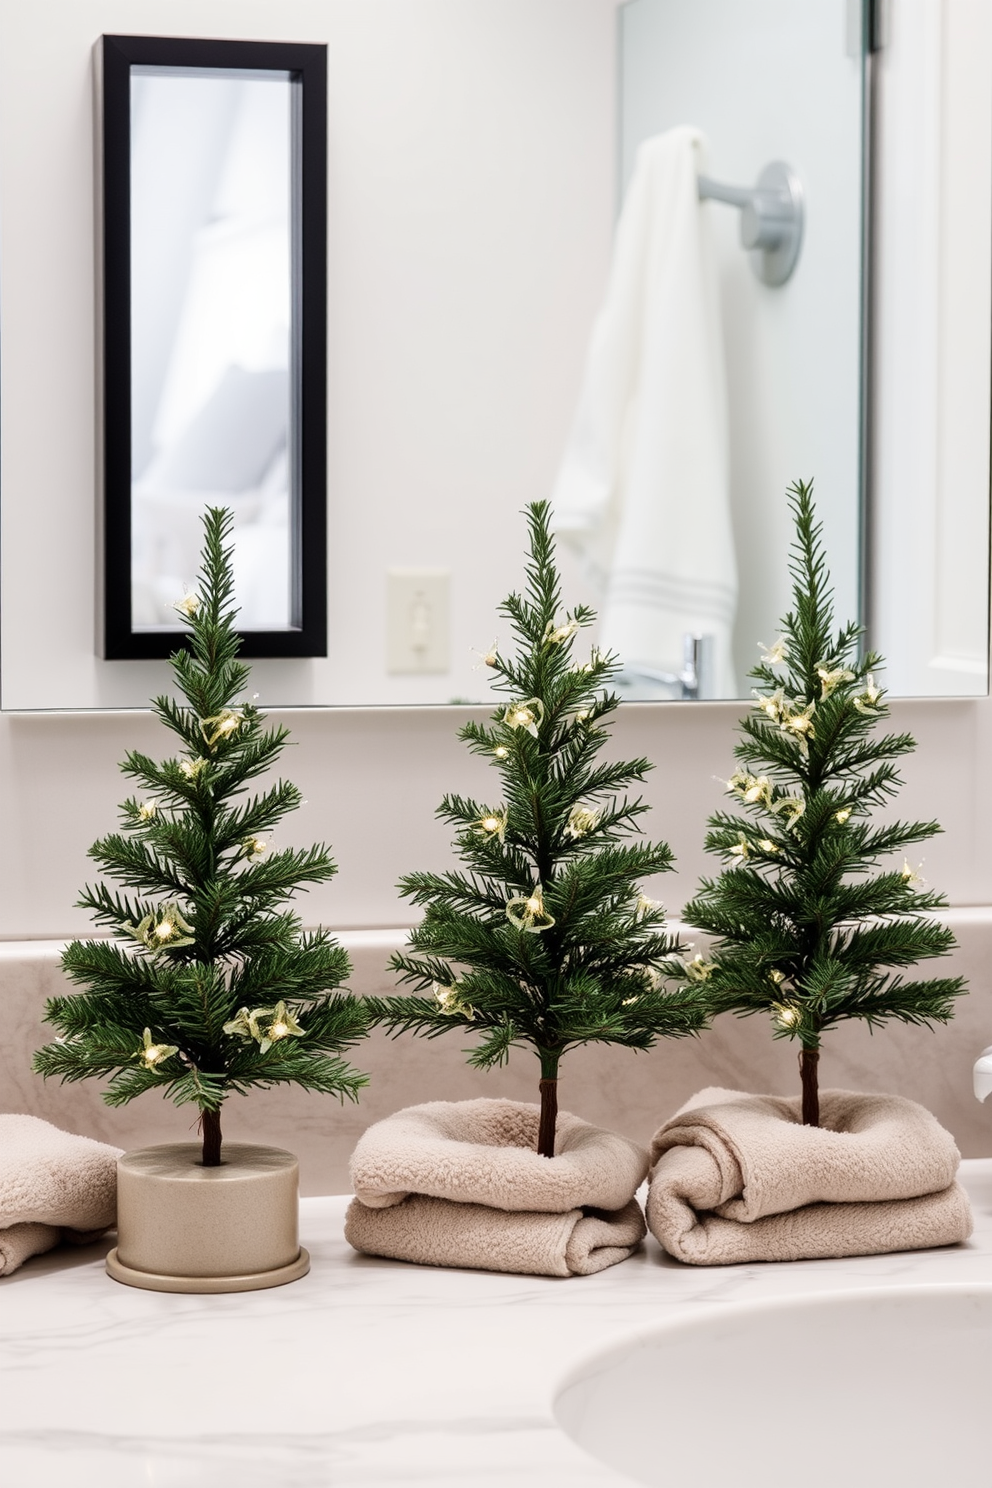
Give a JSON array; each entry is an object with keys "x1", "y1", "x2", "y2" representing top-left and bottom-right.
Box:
[{"x1": 551, "y1": 126, "x2": 737, "y2": 697}]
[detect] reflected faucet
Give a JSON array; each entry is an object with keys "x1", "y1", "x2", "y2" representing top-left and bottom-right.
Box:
[
  {"x1": 679, "y1": 633, "x2": 709, "y2": 699},
  {"x1": 618, "y1": 633, "x2": 714, "y2": 700}
]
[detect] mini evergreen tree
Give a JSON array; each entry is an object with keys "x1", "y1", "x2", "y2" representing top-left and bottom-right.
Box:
[
  {"x1": 35, "y1": 508, "x2": 368, "y2": 1164},
  {"x1": 675, "y1": 480, "x2": 965, "y2": 1125},
  {"x1": 373, "y1": 501, "x2": 707, "y2": 1157}
]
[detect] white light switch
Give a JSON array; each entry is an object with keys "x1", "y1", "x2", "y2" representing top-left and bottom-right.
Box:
[{"x1": 386, "y1": 569, "x2": 450, "y2": 674}]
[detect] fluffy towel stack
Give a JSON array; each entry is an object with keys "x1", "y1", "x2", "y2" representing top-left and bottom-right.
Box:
[
  {"x1": 0, "y1": 1115, "x2": 121, "y2": 1276},
  {"x1": 647, "y1": 1088, "x2": 973, "y2": 1265},
  {"x1": 346, "y1": 1099, "x2": 649, "y2": 1277}
]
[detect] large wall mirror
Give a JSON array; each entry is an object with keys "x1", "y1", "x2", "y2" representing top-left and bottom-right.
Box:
[{"x1": 0, "y1": 0, "x2": 987, "y2": 710}]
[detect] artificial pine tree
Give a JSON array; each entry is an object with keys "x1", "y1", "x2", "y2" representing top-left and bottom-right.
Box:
[
  {"x1": 675, "y1": 480, "x2": 965, "y2": 1125},
  {"x1": 35, "y1": 508, "x2": 368, "y2": 1164},
  {"x1": 374, "y1": 501, "x2": 707, "y2": 1157}
]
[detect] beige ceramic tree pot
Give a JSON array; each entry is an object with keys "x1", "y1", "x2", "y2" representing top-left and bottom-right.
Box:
[{"x1": 106, "y1": 1143, "x2": 310, "y2": 1293}]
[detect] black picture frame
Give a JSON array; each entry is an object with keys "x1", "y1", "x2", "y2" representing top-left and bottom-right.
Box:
[{"x1": 100, "y1": 33, "x2": 327, "y2": 659}]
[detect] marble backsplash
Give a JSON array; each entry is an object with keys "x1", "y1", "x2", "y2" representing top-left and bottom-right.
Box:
[{"x1": 3, "y1": 911, "x2": 991, "y2": 1196}]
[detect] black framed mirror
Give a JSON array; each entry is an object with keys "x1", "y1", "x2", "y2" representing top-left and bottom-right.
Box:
[{"x1": 100, "y1": 34, "x2": 327, "y2": 659}]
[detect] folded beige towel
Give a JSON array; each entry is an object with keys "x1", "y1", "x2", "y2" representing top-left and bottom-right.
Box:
[
  {"x1": 345, "y1": 1194, "x2": 646, "y2": 1277},
  {"x1": 0, "y1": 1220, "x2": 108, "y2": 1276},
  {"x1": 647, "y1": 1088, "x2": 973, "y2": 1265},
  {"x1": 0, "y1": 1115, "x2": 121, "y2": 1276},
  {"x1": 350, "y1": 1098, "x2": 649, "y2": 1212},
  {"x1": 346, "y1": 1099, "x2": 649, "y2": 1276},
  {"x1": 0, "y1": 1221, "x2": 63, "y2": 1274}
]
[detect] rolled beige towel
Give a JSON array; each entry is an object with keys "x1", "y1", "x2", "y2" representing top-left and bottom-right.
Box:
[
  {"x1": 647, "y1": 1088, "x2": 973, "y2": 1265},
  {"x1": 350, "y1": 1098, "x2": 648, "y2": 1212},
  {"x1": 346, "y1": 1098, "x2": 649, "y2": 1276},
  {"x1": 0, "y1": 1114, "x2": 121, "y2": 1276}
]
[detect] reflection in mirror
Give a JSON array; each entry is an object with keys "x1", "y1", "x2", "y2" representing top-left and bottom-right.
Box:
[
  {"x1": 552, "y1": 0, "x2": 866, "y2": 701},
  {"x1": 0, "y1": 3, "x2": 985, "y2": 712},
  {"x1": 131, "y1": 68, "x2": 293, "y2": 631},
  {"x1": 101, "y1": 36, "x2": 327, "y2": 659}
]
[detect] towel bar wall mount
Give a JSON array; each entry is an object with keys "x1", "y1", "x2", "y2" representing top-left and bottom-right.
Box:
[{"x1": 697, "y1": 161, "x2": 804, "y2": 287}]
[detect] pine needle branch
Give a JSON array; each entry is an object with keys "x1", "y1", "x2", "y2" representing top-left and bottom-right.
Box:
[
  {"x1": 681, "y1": 480, "x2": 966, "y2": 1116},
  {"x1": 387, "y1": 501, "x2": 709, "y2": 1147},
  {"x1": 34, "y1": 507, "x2": 369, "y2": 1154}
]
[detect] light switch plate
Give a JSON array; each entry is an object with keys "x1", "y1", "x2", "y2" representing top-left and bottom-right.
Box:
[{"x1": 386, "y1": 569, "x2": 450, "y2": 674}]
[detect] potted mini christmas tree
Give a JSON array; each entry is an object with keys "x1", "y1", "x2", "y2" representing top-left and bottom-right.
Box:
[
  {"x1": 373, "y1": 501, "x2": 707, "y2": 1157},
  {"x1": 674, "y1": 480, "x2": 965, "y2": 1125},
  {"x1": 34, "y1": 509, "x2": 369, "y2": 1292}
]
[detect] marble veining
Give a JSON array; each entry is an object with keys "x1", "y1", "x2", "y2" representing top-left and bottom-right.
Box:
[{"x1": 1, "y1": 1164, "x2": 990, "y2": 1486}]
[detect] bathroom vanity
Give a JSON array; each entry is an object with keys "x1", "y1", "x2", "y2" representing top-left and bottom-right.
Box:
[{"x1": 2, "y1": 1161, "x2": 990, "y2": 1486}]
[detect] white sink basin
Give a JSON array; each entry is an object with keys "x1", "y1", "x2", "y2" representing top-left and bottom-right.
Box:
[{"x1": 555, "y1": 1284, "x2": 992, "y2": 1488}]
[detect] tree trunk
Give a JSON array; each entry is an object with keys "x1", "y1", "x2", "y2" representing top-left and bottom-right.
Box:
[
  {"x1": 200, "y1": 1107, "x2": 223, "y2": 1166},
  {"x1": 538, "y1": 1078, "x2": 558, "y2": 1158},
  {"x1": 800, "y1": 1047, "x2": 820, "y2": 1127}
]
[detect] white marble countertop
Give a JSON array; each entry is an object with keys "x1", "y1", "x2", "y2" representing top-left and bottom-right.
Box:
[{"x1": 2, "y1": 1162, "x2": 991, "y2": 1488}]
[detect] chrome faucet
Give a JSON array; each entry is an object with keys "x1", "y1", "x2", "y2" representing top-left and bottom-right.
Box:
[{"x1": 619, "y1": 633, "x2": 714, "y2": 700}]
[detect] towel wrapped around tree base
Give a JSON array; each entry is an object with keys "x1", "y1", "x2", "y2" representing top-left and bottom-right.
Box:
[
  {"x1": 346, "y1": 1099, "x2": 649, "y2": 1276},
  {"x1": 0, "y1": 1115, "x2": 121, "y2": 1276},
  {"x1": 646, "y1": 1088, "x2": 973, "y2": 1266}
]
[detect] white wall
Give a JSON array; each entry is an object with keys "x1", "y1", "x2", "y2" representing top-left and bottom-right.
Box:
[
  {"x1": 2, "y1": 695, "x2": 992, "y2": 942},
  {"x1": 0, "y1": 0, "x2": 619, "y2": 710}
]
